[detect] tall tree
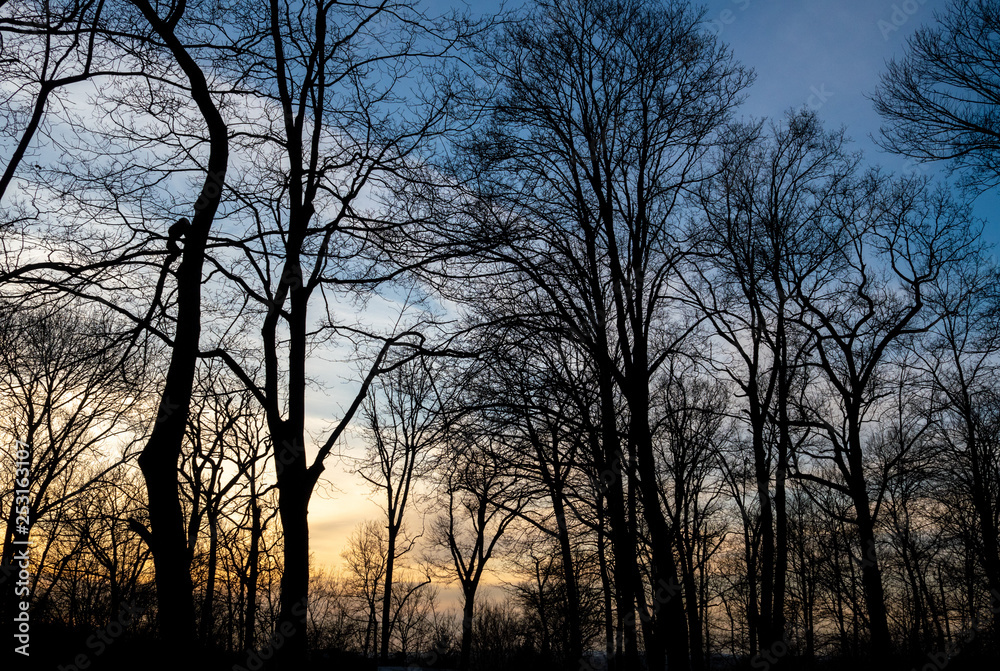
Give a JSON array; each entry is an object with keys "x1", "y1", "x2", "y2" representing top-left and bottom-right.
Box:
[
  {"x1": 920, "y1": 255, "x2": 1000, "y2": 638},
  {"x1": 181, "y1": 362, "x2": 271, "y2": 645},
  {"x1": 358, "y1": 356, "x2": 448, "y2": 663},
  {"x1": 431, "y1": 427, "x2": 526, "y2": 671},
  {"x1": 790, "y1": 174, "x2": 979, "y2": 661},
  {"x1": 127, "y1": 0, "x2": 230, "y2": 648},
  {"x1": 873, "y1": 0, "x2": 1000, "y2": 191},
  {"x1": 651, "y1": 355, "x2": 730, "y2": 670},
  {"x1": 462, "y1": 1, "x2": 751, "y2": 667},
  {"x1": 342, "y1": 519, "x2": 390, "y2": 659},
  {"x1": 1, "y1": 1, "x2": 233, "y2": 645},
  {"x1": 192, "y1": 2, "x2": 479, "y2": 661},
  {"x1": 688, "y1": 110, "x2": 856, "y2": 661},
  {"x1": 488, "y1": 334, "x2": 594, "y2": 671}
]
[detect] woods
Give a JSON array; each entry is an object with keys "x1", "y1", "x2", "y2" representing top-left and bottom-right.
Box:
[{"x1": 2, "y1": 0, "x2": 1000, "y2": 669}]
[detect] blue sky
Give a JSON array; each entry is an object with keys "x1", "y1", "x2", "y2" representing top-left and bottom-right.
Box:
[
  {"x1": 702, "y1": 0, "x2": 934, "y2": 136},
  {"x1": 449, "y1": 0, "x2": 1000, "y2": 246},
  {"x1": 701, "y1": 0, "x2": 1000, "y2": 247},
  {"x1": 323, "y1": 0, "x2": 1000, "y2": 574}
]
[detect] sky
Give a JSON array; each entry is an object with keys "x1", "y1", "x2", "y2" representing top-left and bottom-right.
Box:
[
  {"x1": 696, "y1": 0, "x2": 1000, "y2": 244},
  {"x1": 309, "y1": 0, "x2": 1000, "y2": 575},
  {"x1": 702, "y1": 0, "x2": 933, "y2": 134},
  {"x1": 7, "y1": 0, "x2": 990, "y2": 590}
]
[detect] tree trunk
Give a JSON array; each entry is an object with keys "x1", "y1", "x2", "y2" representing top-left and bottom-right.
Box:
[
  {"x1": 459, "y1": 585, "x2": 477, "y2": 671},
  {"x1": 627, "y1": 367, "x2": 690, "y2": 671},
  {"x1": 847, "y1": 423, "x2": 891, "y2": 661},
  {"x1": 200, "y1": 506, "x2": 219, "y2": 642},
  {"x1": 771, "y1": 315, "x2": 791, "y2": 661},
  {"x1": 270, "y1": 434, "x2": 311, "y2": 668},
  {"x1": 682, "y1": 549, "x2": 705, "y2": 671},
  {"x1": 244, "y1": 493, "x2": 261, "y2": 651},
  {"x1": 751, "y1": 398, "x2": 775, "y2": 653},
  {"x1": 551, "y1": 478, "x2": 583, "y2": 670},
  {"x1": 264, "y1": 246, "x2": 311, "y2": 666},
  {"x1": 130, "y1": 0, "x2": 229, "y2": 651},
  {"x1": 380, "y1": 523, "x2": 397, "y2": 663},
  {"x1": 746, "y1": 522, "x2": 760, "y2": 654},
  {"x1": 594, "y1": 359, "x2": 641, "y2": 670},
  {"x1": 140, "y1": 398, "x2": 198, "y2": 646},
  {"x1": 596, "y1": 503, "x2": 617, "y2": 671}
]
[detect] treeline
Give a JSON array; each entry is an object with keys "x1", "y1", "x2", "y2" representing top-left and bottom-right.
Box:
[{"x1": 2, "y1": 0, "x2": 1000, "y2": 670}]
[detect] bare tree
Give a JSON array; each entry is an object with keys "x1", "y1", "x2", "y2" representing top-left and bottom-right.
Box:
[
  {"x1": 873, "y1": 0, "x2": 1000, "y2": 191},
  {"x1": 430, "y1": 428, "x2": 526, "y2": 671},
  {"x1": 181, "y1": 362, "x2": 272, "y2": 645},
  {"x1": 0, "y1": 299, "x2": 146, "y2": 645},
  {"x1": 55, "y1": 466, "x2": 153, "y2": 625},
  {"x1": 651, "y1": 356, "x2": 731, "y2": 670},
  {"x1": 918, "y1": 254, "x2": 1000, "y2": 639},
  {"x1": 789, "y1": 174, "x2": 979, "y2": 661},
  {"x1": 445, "y1": 316, "x2": 600, "y2": 670},
  {"x1": 357, "y1": 356, "x2": 448, "y2": 663},
  {"x1": 341, "y1": 519, "x2": 389, "y2": 659},
  {"x1": 460, "y1": 1, "x2": 751, "y2": 666},
  {"x1": 687, "y1": 110, "x2": 856, "y2": 662},
  {"x1": 183, "y1": 2, "x2": 481, "y2": 660},
  {"x1": 390, "y1": 579, "x2": 438, "y2": 659},
  {"x1": 4, "y1": 0, "x2": 479, "y2": 660},
  {"x1": 105, "y1": 0, "x2": 231, "y2": 648}
]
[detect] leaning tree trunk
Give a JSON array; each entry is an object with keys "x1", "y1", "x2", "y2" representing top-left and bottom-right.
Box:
[
  {"x1": 131, "y1": 0, "x2": 229, "y2": 651},
  {"x1": 551, "y1": 477, "x2": 583, "y2": 670}
]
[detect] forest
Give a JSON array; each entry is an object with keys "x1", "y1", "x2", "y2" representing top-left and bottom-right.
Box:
[{"x1": 2, "y1": 0, "x2": 1000, "y2": 669}]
